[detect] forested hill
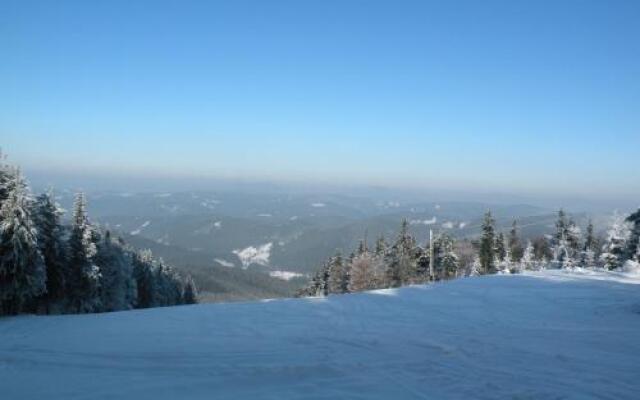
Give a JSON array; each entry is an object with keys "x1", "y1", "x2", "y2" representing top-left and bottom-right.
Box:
[{"x1": 0, "y1": 158, "x2": 196, "y2": 316}]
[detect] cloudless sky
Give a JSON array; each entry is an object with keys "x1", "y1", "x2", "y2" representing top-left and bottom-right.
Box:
[{"x1": 1, "y1": 0, "x2": 639, "y2": 198}]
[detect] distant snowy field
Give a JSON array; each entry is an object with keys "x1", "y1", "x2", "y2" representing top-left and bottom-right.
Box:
[{"x1": 2, "y1": 271, "x2": 639, "y2": 399}]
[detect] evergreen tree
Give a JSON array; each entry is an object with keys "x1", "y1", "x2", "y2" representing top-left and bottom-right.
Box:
[
  {"x1": 95, "y1": 232, "x2": 136, "y2": 311},
  {"x1": 600, "y1": 212, "x2": 630, "y2": 270},
  {"x1": 67, "y1": 193, "x2": 102, "y2": 313},
  {"x1": 349, "y1": 251, "x2": 374, "y2": 292},
  {"x1": 374, "y1": 235, "x2": 386, "y2": 257},
  {"x1": 584, "y1": 220, "x2": 597, "y2": 253},
  {"x1": 555, "y1": 209, "x2": 568, "y2": 244},
  {"x1": 133, "y1": 249, "x2": 157, "y2": 308},
  {"x1": 532, "y1": 236, "x2": 552, "y2": 263},
  {"x1": 469, "y1": 256, "x2": 481, "y2": 276},
  {"x1": 327, "y1": 252, "x2": 348, "y2": 294},
  {"x1": 479, "y1": 211, "x2": 496, "y2": 274},
  {"x1": 579, "y1": 220, "x2": 597, "y2": 269},
  {"x1": 625, "y1": 208, "x2": 640, "y2": 262},
  {"x1": 508, "y1": 220, "x2": 524, "y2": 262},
  {"x1": 183, "y1": 275, "x2": 198, "y2": 304},
  {"x1": 0, "y1": 173, "x2": 46, "y2": 315},
  {"x1": 495, "y1": 232, "x2": 506, "y2": 262},
  {"x1": 32, "y1": 191, "x2": 68, "y2": 312},
  {"x1": 436, "y1": 234, "x2": 458, "y2": 279},
  {"x1": 520, "y1": 241, "x2": 535, "y2": 272},
  {"x1": 565, "y1": 218, "x2": 582, "y2": 256},
  {"x1": 386, "y1": 219, "x2": 416, "y2": 286},
  {"x1": 0, "y1": 151, "x2": 16, "y2": 208}
]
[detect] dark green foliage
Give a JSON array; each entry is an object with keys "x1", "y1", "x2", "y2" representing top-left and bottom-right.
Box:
[
  {"x1": 625, "y1": 208, "x2": 640, "y2": 261},
  {"x1": 479, "y1": 211, "x2": 496, "y2": 274},
  {"x1": 509, "y1": 220, "x2": 524, "y2": 262},
  {"x1": 0, "y1": 175, "x2": 46, "y2": 315},
  {"x1": 33, "y1": 192, "x2": 68, "y2": 312}
]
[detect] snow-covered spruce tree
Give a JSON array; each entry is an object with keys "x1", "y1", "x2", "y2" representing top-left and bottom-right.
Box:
[
  {"x1": 95, "y1": 231, "x2": 136, "y2": 312},
  {"x1": 519, "y1": 240, "x2": 535, "y2": 272},
  {"x1": 67, "y1": 193, "x2": 102, "y2": 313},
  {"x1": 182, "y1": 275, "x2": 198, "y2": 304},
  {"x1": 0, "y1": 151, "x2": 16, "y2": 208},
  {"x1": 600, "y1": 212, "x2": 631, "y2": 270},
  {"x1": 436, "y1": 234, "x2": 458, "y2": 279},
  {"x1": 624, "y1": 208, "x2": 640, "y2": 262},
  {"x1": 32, "y1": 191, "x2": 68, "y2": 313},
  {"x1": 566, "y1": 219, "x2": 582, "y2": 255},
  {"x1": 385, "y1": 219, "x2": 417, "y2": 286},
  {"x1": 579, "y1": 220, "x2": 598, "y2": 269},
  {"x1": 133, "y1": 249, "x2": 157, "y2": 308},
  {"x1": 551, "y1": 236, "x2": 573, "y2": 269},
  {"x1": 468, "y1": 255, "x2": 481, "y2": 276},
  {"x1": 327, "y1": 252, "x2": 348, "y2": 294},
  {"x1": 555, "y1": 209, "x2": 568, "y2": 244},
  {"x1": 495, "y1": 232, "x2": 507, "y2": 263},
  {"x1": 154, "y1": 259, "x2": 184, "y2": 307},
  {"x1": 508, "y1": 220, "x2": 524, "y2": 262},
  {"x1": 349, "y1": 250, "x2": 374, "y2": 292},
  {"x1": 479, "y1": 211, "x2": 496, "y2": 274},
  {"x1": 415, "y1": 246, "x2": 430, "y2": 281},
  {"x1": 0, "y1": 173, "x2": 46, "y2": 315}
]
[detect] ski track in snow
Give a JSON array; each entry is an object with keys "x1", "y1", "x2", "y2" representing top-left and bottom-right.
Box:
[{"x1": 1, "y1": 271, "x2": 640, "y2": 399}]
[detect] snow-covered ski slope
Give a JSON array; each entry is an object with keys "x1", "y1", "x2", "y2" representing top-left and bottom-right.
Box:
[{"x1": 1, "y1": 270, "x2": 639, "y2": 399}]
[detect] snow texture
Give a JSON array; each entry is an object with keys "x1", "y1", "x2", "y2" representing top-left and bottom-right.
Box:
[
  {"x1": 233, "y1": 243, "x2": 273, "y2": 267},
  {"x1": 1, "y1": 271, "x2": 639, "y2": 399},
  {"x1": 214, "y1": 258, "x2": 235, "y2": 268},
  {"x1": 269, "y1": 270, "x2": 304, "y2": 281},
  {"x1": 409, "y1": 217, "x2": 437, "y2": 225},
  {"x1": 129, "y1": 220, "x2": 150, "y2": 236}
]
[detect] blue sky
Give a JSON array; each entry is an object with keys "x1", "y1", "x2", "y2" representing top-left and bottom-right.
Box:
[{"x1": 1, "y1": 0, "x2": 639, "y2": 198}]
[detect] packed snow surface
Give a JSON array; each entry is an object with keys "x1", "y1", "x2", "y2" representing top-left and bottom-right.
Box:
[{"x1": 2, "y1": 270, "x2": 640, "y2": 399}]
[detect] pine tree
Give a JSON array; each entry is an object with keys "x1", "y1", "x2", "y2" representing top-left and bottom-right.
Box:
[
  {"x1": 520, "y1": 241, "x2": 535, "y2": 272},
  {"x1": 565, "y1": 219, "x2": 582, "y2": 256},
  {"x1": 386, "y1": 219, "x2": 416, "y2": 286},
  {"x1": 183, "y1": 275, "x2": 198, "y2": 304},
  {"x1": 95, "y1": 231, "x2": 136, "y2": 311},
  {"x1": 374, "y1": 235, "x2": 386, "y2": 256},
  {"x1": 32, "y1": 191, "x2": 68, "y2": 312},
  {"x1": 555, "y1": 209, "x2": 568, "y2": 244},
  {"x1": 625, "y1": 208, "x2": 640, "y2": 262},
  {"x1": 133, "y1": 249, "x2": 156, "y2": 308},
  {"x1": 67, "y1": 193, "x2": 102, "y2": 313},
  {"x1": 600, "y1": 212, "x2": 631, "y2": 270},
  {"x1": 469, "y1": 256, "x2": 481, "y2": 276},
  {"x1": 508, "y1": 220, "x2": 524, "y2": 262},
  {"x1": 479, "y1": 211, "x2": 496, "y2": 274},
  {"x1": 0, "y1": 173, "x2": 46, "y2": 315},
  {"x1": 0, "y1": 151, "x2": 16, "y2": 208},
  {"x1": 349, "y1": 251, "x2": 374, "y2": 292},
  {"x1": 327, "y1": 252, "x2": 348, "y2": 294},
  {"x1": 437, "y1": 234, "x2": 458, "y2": 279},
  {"x1": 495, "y1": 232, "x2": 506, "y2": 262}
]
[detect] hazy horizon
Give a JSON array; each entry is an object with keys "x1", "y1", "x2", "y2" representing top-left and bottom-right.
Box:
[{"x1": 2, "y1": 0, "x2": 639, "y2": 204}]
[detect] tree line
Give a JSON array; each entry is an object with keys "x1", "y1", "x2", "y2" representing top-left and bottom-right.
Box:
[
  {"x1": 298, "y1": 208, "x2": 640, "y2": 297},
  {"x1": 0, "y1": 156, "x2": 197, "y2": 316}
]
